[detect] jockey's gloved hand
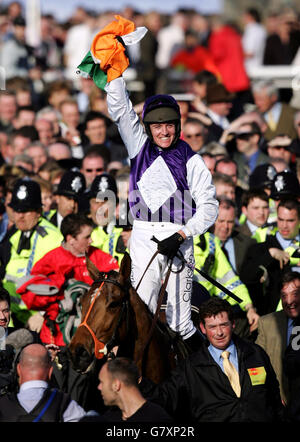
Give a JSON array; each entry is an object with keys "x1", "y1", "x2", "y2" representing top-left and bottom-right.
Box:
[{"x1": 157, "y1": 232, "x2": 184, "y2": 260}]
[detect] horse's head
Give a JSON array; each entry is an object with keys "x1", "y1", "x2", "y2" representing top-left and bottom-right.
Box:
[{"x1": 68, "y1": 252, "x2": 132, "y2": 372}]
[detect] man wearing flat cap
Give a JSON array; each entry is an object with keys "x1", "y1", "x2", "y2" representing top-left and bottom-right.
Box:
[
  {"x1": 0, "y1": 178, "x2": 62, "y2": 328},
  {"x1": 232, "y1": 122, "x2": 269, "y2": 189},
  {"x1": 48, "y1": 169, "x2": 86, "y2": 229},
  {"x1": 267, "y1": 135, "x2": 295, "y2": 173},
  {"x1": 204, "y1": 83, "x2": 235, "y2": 143}
]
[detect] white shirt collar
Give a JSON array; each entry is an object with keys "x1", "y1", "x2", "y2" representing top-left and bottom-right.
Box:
[{"x1": 19, "y1": 380, "x2": 48, "y2": 392}]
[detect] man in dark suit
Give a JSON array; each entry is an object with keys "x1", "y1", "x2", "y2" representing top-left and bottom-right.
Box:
[
  {"x1": 238, "y1": 188, "x2": 271, "y2": 238},
  {"x1": 252, "y1": 79, "x2": 297, "y2": 141},
  {"x1": 148, "y1": 297, "x2": 284, "y2": 422},
  {"x1": 256, "y1": 271, "x2": 300, "y2": 406},
  {"x1": 213, "y1": 198, "x2": 257, "y2": 275},
  {"x1": 232, "y1": 121, "x2": 269, "y2": 189}
]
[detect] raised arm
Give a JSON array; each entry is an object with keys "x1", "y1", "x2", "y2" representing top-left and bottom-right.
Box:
[{"x1": 105, "y1": 77, "x2": 147, "y2": 159}]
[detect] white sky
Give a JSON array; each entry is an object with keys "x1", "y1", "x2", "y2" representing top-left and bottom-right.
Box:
[{"x1": 1, "y1": 0, "x2": 223, "y2": 22}]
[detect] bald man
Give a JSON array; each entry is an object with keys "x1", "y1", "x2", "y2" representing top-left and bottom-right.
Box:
[{"x1": 0, "y1": 344, "x2": 86, "y2": 422}]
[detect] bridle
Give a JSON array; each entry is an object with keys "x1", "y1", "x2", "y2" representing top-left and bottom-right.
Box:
[{"x1": 77, "y1": 274, "x2": 130, "y2": 359}]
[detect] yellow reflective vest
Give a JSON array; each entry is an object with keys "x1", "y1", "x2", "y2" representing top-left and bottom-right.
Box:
[
  {"x1": 3, "y1": 217, "x2": 63, "y2": 324},
  {"x1": 193, "y1": 232, "x2": 252, "y2": 311},
  {"x1": 91, "y1": 225, "x2": 127, "y2": 264}
]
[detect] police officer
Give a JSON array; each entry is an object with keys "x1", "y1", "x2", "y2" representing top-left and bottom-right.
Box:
[
  {"x1": 48, "y1": 169, "x2": 86, "y2": 229},
  {"x1": 0, "y1": 178, "x2": 63, "y2": 327},
  {"x1": 89, "y1": 173, "x2": 129, "y2": 263}
]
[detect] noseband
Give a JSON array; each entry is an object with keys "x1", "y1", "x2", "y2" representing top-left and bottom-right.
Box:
[{"x1": 77, "y1": 275, "x2": 130, "y2": 359}]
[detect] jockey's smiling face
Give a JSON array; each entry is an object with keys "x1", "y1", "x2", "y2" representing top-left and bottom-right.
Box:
[{"x1": 150, "y1": 123, "x2": 176, "y2": 149}]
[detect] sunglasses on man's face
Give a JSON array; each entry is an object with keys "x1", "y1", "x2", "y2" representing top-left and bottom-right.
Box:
[
  {"x1": 236, "y1": 133, "x2": 254, "y2": 141},
  {"x1": 85, "y1": 168, "x2": 104, "y2": 173},
  {"x1": 185, "y1": 133, "x2": 203, "y2": 139},
  {"x1": 270, "y1": 145, "x2": 290, "y2": 150}
]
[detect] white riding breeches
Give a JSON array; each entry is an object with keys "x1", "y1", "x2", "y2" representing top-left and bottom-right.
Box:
[{"x1": 129, "y1": 220, "x2": 196, "y2": 340}]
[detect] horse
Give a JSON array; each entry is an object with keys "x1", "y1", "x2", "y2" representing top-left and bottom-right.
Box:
[{"x1": 69, "y1": 252, "x2": 187, "y2": 384}]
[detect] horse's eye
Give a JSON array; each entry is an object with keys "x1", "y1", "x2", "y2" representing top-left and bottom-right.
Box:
[{"x1": 108, "y1": 300, "x2": 122, "y2": 309}]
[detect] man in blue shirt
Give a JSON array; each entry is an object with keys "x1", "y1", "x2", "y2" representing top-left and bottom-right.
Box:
[
  {"x1": 149, "y1": 297, "x2": 284, "y2": 422},
  {"x1": 0, "y1": 344, "x2": 87, "y2": 422}
]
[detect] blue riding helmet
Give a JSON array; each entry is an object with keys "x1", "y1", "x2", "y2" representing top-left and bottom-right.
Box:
[{"x1": 142, "y1": 94, "x2": 181, "y2": 146}]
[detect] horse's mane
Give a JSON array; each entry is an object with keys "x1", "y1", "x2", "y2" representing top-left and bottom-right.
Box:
[{"x1": 90, "y1": 270, "x2": 177, "y2": 339}]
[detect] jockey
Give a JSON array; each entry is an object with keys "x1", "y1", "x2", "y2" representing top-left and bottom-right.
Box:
[
  {"x1": 76, "y1": 15, "x2": 218, "y2": 351},
  {"x1": 105, "y1": 54, "x2": 218, "y2": 352},
  {"x1": 16, "y1": 213, "x2": 119, "y2": 346}
]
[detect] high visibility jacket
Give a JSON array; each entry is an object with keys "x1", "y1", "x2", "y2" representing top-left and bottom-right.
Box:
[
  {"x1": 252, "y1": 225, "x2": 277, "y2": 243},
  {"x1": 238, "y1": 198, "x2": 277, "y2": 226},
  {"x1": 91, "y1": 225, "x2": 127, "y2": 263},
  {"x1": 193, "y1": 232, "x2": 252, "y2": 311},
  {"x1": 3, "y1": 217, "x2": 63, "y2": 324},
  {"x1": 253, "y1": 227, "x2": 300, "y2": 266}
]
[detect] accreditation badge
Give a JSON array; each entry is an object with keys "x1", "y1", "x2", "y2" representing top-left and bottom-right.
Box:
[{"x1": 247, "y1": 366, "x2": 266, "y2": 385}]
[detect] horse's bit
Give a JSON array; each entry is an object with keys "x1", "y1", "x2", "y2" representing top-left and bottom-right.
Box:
[{"x1": 77, "y1": 275, "x2": 130, "y2": 359}]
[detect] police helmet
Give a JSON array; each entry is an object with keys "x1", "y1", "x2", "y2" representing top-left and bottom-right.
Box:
[
  {"x1": 55, "y1": 169, "x2": 86, "y2": 200},
  {"x1": 270, "y1": 170, "x2": 300, "y2": 200},
  {"x1": 9, "y1": 178, "x2": 42, "y2": 212},
  {"x1": 88, "y1": 173, "x2": 118, "y2": 202},
  {"x1": 249, "y1": 164, "x2": 277, "y2": 190}
]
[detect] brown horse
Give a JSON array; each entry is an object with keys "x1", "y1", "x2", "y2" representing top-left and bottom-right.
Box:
[{"x1": 69, "y1": 252, "x2": 185, "y2": 384}]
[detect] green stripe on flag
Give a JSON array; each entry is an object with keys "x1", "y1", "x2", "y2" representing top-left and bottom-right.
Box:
[{"x1": 76, "y1": 51, "x2": 108, "y2": 90}]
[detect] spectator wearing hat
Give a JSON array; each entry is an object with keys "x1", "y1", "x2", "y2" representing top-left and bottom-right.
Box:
[
  {"x1": 89, "y1": 173, "x2": 129, "y2": 264},
  {"x1": 48, "y1": 170, "x2": 86, "y2": 230},
  {"x1": 240, "y1": 198, "x2": 300, "y2": 315},
  {"x1": 270, "y1": 170, "x2": 300, "y2": 204},
  {"x1": 267, "y1": 135, "x2": 295, "y2": 173},
  {"x1": 16, "y1": 213, "x2": 118, "y2": 346},
  {"x1": 232, "y1": 122, "x2": 269, "y2": 190},
  {"x1": 0, "y1": 178, "x2": 63, "y2": 328},
  {"x1": 249, "y1": 169, "x2": 300, "y2": 245},
  {"x1": 191, "y1": 70, "x2": 218, "y2": 115},
  {"x1": 204, "y1": 83, "x2": 235, "y2": 144}
]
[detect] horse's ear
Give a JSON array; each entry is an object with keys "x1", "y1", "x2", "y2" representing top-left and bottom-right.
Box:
[
  {"x1": 119, "y1": 252, "x2": 131, "y2": 281},
  {"x1": 85, "y1": 253, "x2": 105, "y2": 281}
]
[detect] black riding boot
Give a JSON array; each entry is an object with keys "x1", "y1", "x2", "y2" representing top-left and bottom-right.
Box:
[{"x1": 184, "y1": 329, "x2": 204, "y2": 353}]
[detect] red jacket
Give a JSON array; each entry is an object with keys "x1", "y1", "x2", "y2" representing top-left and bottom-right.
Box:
[
  {"x1": 209, "y1": 25, "x2": 250, "y2": 93},
  {"x1": 17, "y1": 246, "x2": 119, "y2": 345},
  {"x1": 171, "y1": 45, "x2": 220, "y2": 76}
]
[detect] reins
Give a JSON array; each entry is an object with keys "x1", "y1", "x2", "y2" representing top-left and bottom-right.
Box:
[
  {"x1": 77, "y1": 275, "x2": 130, "y2": 359},
  {"x1": 77, "y1": 278, "x2": 107, "y2": 359}
]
